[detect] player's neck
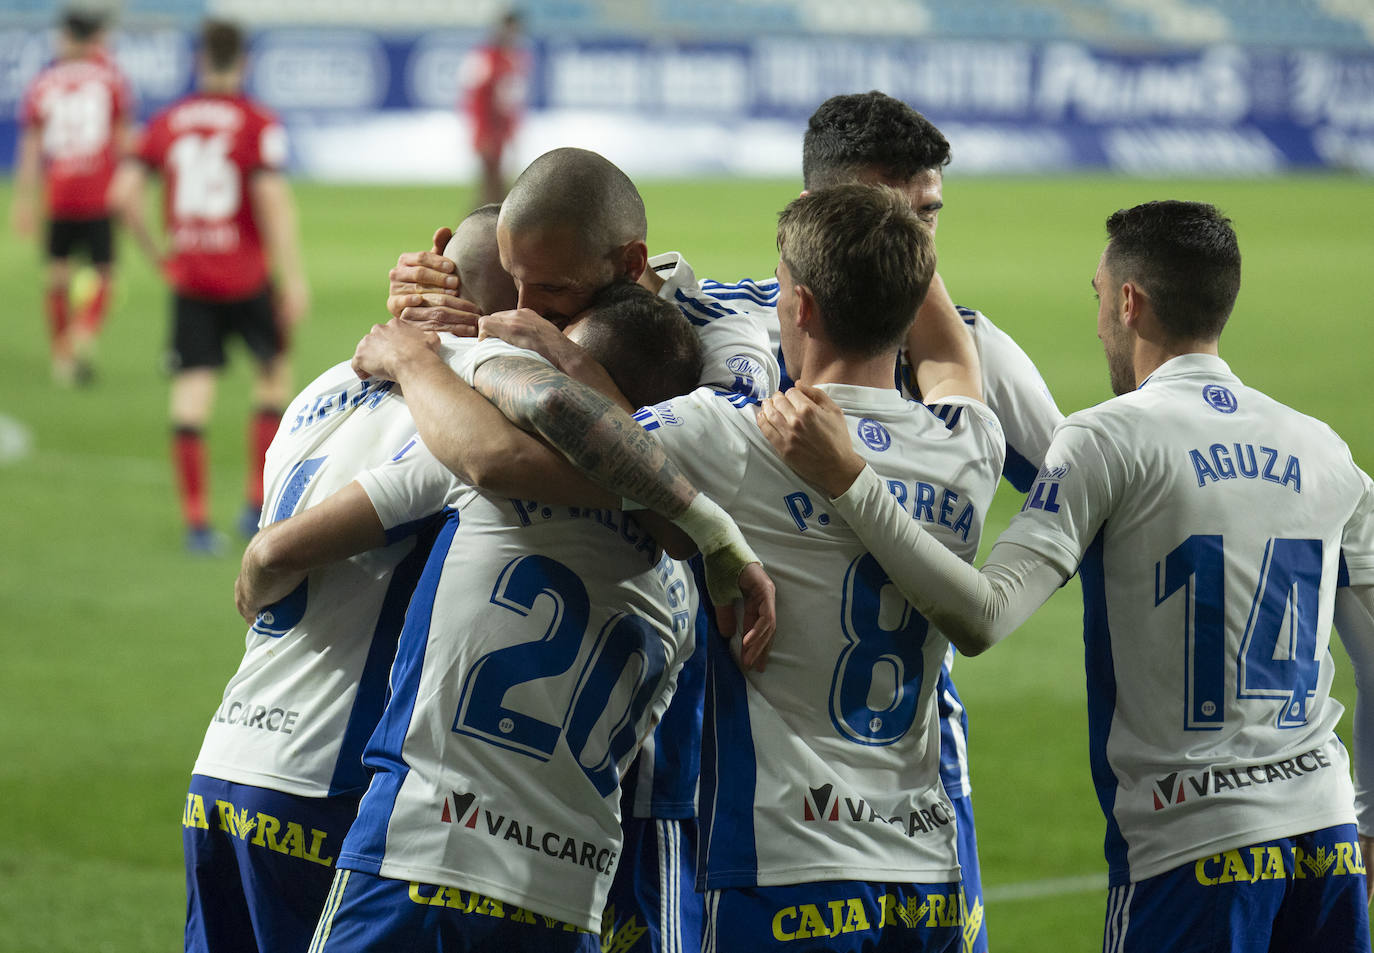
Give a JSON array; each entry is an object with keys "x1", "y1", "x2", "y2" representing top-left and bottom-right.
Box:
[
  {"x1": 199, "y1": 72, "x2": 242, "y2": 96},
  {"x1": 1134, "y1": 337, "x2": 1220, "y2": 385},
  {"x1": 794, "y1": 345, "x2": 898, "y2": 391}
]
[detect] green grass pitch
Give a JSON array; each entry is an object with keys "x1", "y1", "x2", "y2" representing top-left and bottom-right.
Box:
[{"x1": 0, "y1": 174, "x2": 1369, "y2": 951}]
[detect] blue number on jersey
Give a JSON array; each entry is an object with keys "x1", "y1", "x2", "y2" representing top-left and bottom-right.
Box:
[
  {"x1": 453, "y1": 555, "x2": 668, "y2": 796},
  {"x1": 1156, "y1": 535, "x2": 1322, "y2": 731},
  {"x1": 830, "y1": 553, "x2": 929, "y2": 746},
  {"x1": 252, "y1": 455, "x2": 327, "y2": 637}
]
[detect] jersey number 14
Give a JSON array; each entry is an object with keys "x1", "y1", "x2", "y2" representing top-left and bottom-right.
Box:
[{"x1": 1156, "y1": 535, "x2": 1322, "y2": 731}]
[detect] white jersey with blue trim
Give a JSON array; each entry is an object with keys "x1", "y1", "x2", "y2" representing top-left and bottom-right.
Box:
[
  {"x1": 898, "y1": 306, "x2": 1063, "y2": 494},
  {"x1": 192, "y1": 359, "x2": 434, "y2": 799},
  {"x1": 634, "y1": 384, "x2": 1004, "y2": 888},
  {"x1": 651, "y1": 252, "x2": 779, "y2": 400},
  {"x1": 997, "y1": 353, "x2": 1374, "y2": 885},
  {"x1": 338, "y1": 370, "x2": 696, "y2": 930}
]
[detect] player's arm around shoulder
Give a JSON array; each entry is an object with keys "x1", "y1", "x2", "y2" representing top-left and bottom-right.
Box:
[
  {"x1": 236, "y1": 482, "x2": 386, "y2": 622},
  {"x1": 907, "y1": 273, "x2": 983, "y2": 405}
]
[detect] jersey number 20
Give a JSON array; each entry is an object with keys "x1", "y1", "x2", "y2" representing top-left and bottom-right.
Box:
[{"x1": 453, "y1": 555, "x2": 668, "y2": 797}]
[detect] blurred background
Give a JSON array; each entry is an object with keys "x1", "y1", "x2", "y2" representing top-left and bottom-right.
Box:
[
  {"x1": 2, "y1": 0, "x2": 1373, "y2": 182},
  {"x1": 1, "y1": 3, "x2": 1370, "y2": 952}
]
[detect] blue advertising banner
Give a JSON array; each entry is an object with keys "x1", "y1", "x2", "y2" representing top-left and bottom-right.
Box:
[{"x1": 2, "y1": 26, "x2": 1372, "y2": 178}]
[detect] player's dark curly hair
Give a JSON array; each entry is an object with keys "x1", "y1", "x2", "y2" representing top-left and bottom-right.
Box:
[
  {"x1": 571, "y1": 281, "x2": 702, "y2": 408},
  {"x1": 1104, "y1": 200, "x2": 1241, "y2": 343},
  {"x1": 802, "y1": 91, "x2": 951, "y2": 190},
  {"x1": 778, "y1": 183, "x2": 936, "y2": 358}
]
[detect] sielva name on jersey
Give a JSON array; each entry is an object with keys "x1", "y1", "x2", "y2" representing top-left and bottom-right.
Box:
[
  {"x1": 440, "y1": 790, "x2": 619, "y2": 875},
  {"x1": 1151, "y1": 746, "x2": 1333, "y2": 811},
  {"x1": 801, "y1": 782, "x2": 953, "y2": 838}
]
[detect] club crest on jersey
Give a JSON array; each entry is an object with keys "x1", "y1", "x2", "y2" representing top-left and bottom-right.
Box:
[
  {"x1": 857, "y1": 418, "x2": 891, "y2": 452},
  {"x1": 1202, "y1": 384, "x2": 1238, "y2": 414}
]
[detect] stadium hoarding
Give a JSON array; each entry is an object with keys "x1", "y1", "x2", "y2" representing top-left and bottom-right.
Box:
[{"x1": 2, "y1": 26, "x2": 1372, "y2": 177}]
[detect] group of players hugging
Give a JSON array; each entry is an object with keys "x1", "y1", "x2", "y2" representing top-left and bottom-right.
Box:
[{"x1": 18, "y1": 11, "x2": 1374, "y2": 953}]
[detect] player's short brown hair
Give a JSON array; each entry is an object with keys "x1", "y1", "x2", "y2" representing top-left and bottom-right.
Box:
[
  {"x1": 571, "y1": 281, "x2": 702, "y2": 409},
  {"x1": 1104, "y1": 200, "x2": 1241, "y2": 343},
  {"x1": 777, "y1": 183, "x2": 936, "y2": 358},
  {"x1": 201, "y1": 20, "x2": 245, "y2": 73}
]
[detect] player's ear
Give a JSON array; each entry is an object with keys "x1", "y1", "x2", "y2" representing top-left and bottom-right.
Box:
[
  {"x1": 795, "y1": 284, "x2": 818, "y2": 334},
  {"x1": 616, "y1": 240, "x2": 649, "y2": 283},
  {"x1": 1120, "y1": 281, "x2": 1144, "y2": 330}
]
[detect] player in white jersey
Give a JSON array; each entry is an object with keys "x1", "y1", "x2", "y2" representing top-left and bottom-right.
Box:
[
  {"x1": 663, "y1": 92, "x2": 1061, "y2": 950},
  {"x1": 356, "y1": 182, "x2": 1000, "y2": 951},
  {"x1": 241, "y1": 284, "x2": 773, "y2": 952},
  {"x1": 757, "y1": 200, "x2": 1374, "y2": 953},
  {"x1": 183, "y1": 206, "x2": 518, "y2": 953},
  {"x1": 384, "y1": 147, "x2": 779, "y2": 953}
]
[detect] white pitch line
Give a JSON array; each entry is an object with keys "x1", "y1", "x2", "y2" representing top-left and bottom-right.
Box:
[{"x1": 985, "y1": 873, "x2": 1106, "y2": 903}]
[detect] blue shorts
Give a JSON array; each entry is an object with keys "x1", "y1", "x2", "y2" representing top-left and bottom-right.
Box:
[
  {"x1": 950, "y1": 793, "x2": 987, "y2": 953},
  {"x1": 703, "y1": 879, "x2": 962, "y2": 953},
  {"x1": 1103, "y1": 823, "x2": 1369, "y2": 953},
  {"x1": 183, "y1": 774, "x2": 357, "y2": 953},
  {"x1": 308, "y1": 868, "x2": 599, "y2": 953},
  {"x1": 604, "y1": 815, "x2": 702, "y2": 952}
]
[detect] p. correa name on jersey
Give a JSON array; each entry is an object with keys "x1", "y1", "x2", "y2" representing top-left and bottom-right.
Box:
[{"x1": 439, "y1": 790, "x2": 619, "y2": 876}]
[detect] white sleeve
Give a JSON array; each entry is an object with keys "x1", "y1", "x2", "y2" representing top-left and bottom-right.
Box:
[
  {"x1": 970, "y1": 311, "x2": 1064, "y2": 491},
  {"x1": 996, "y1": 418, "x2": 1120, "y2": 578},
  {"x1": 355, "y1": 438, "x2": 456, "y2": 538},
  {"x1": 1335, "y1": 584, "x2": 1374, "y2": 835},
  {"x1": 693, "y1": 310, "x2": 780, "y2": 398},
  {"x1": 631, "y1": 387, "x2": 750, "y2": 510},
  {"x1": 1342, "y1": 466, "x2": 1374, "y2": 587},
  {"x1": 441, "y1": 335, "x2": 545, "y2": 384},
  {"x1": 830, "y1": 464, "x2": 1067, "y2": 655}
]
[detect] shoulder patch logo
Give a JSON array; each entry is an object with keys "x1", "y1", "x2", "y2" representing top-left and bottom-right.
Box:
[
  {"x1": 857, "y1": 418, "x2": 891, "y2": 452},
  {"x1": 1202, "y1": 384, "x2": 1238, "y2": 414}
]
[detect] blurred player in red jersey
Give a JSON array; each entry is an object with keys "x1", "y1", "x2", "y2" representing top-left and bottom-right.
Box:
[
  {"x1": 11, "y1": 7, "x2": 134, "y2": 386},
  {"x1": 461, "y1": 10, "x2": 527, "y2": 206},
  {"x1": 110, "y1": 20, "x2": 308, "y2": 554}
]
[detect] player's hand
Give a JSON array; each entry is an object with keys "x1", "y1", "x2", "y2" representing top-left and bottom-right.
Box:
[
  {"x1": 714, "y1": 562, "x2": 777, "y2": 673},
  {"x1": 275, "y1": 275, "x2": 310, "y2": 327},
  {"x1": 386, "y1": 227, "x2": 459, "y2": 316},
  {"x1": 757, "y1": 385, "x2": 865, "y2": 498},
  {"x1": 479, "y1": 309, "x2": 586, "y2": 372},
  {"x1": 352, "y1": 318, "x2": 441, "y2": 381},
  {"x1": 396, "y1": 294, "x2": 483, "y2": 336},
  {"x1": 235, "y1": 539, "x2": 305, "y2": 624}
]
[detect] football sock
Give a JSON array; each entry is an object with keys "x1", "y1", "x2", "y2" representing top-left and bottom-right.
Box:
[
  {"x1": 246, "y1": 407, "x2": 281, "y2": 508},
  {"x1": 173, "y1": 426, "x2": 209, "y2": 529},
  {"x1": 76, "y1": 273, "x2": 112, "y2": 336},
  {"x1": 46, "y1": 286, "x2": 71, "y2": 358}
]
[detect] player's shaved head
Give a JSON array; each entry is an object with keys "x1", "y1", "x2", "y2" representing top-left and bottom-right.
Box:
[
  {"x1": 444, "y1": 204, "x2": 516, "y2": 314},
  {"x1": 500, "y1": 147, "x2": 647, "y2": 256},
  {"x1": 567, "y1": 282, "x2": 702, "y2": 409}
]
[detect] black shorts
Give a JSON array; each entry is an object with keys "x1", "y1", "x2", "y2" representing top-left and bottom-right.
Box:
[
  {"x1": 47, "y1": 216, "x2": 114, "y2": 264},
  {"x1": 169, "y1": 289, "x2": 283, "y2": 372}
]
